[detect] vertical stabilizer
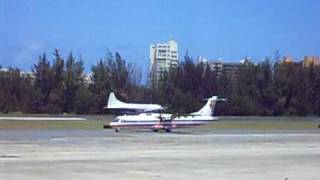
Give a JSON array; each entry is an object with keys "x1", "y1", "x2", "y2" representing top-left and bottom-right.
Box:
[
  {"x1": 191, "y1": 96, "x2": 225, "y2": 116},
  {"x1": 107, "y1": 92, "x2": 124, "y2": 108}
]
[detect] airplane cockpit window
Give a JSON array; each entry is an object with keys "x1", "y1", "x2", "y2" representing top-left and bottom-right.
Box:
[{"x1": 112, "y1": 119, "x2": 119, "y2": 122}]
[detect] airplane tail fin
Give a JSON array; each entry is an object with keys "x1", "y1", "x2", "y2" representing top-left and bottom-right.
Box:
[
  {"x1": 191, "y1": 96, "x2": 226, "y2": 116},
  {"x1": 107, "y1": 92, "x2": 124, "y2": 108}
]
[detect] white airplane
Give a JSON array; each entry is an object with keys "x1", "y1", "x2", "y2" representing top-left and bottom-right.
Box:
[
  {"x1": 108, "y1": 95, "x2": 226, "y2": 132},
  {"x1": 106, "y1": 92, "x2": 164, "y2": 114}
]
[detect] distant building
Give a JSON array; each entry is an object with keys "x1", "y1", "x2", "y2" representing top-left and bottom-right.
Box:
[
  {"x1": 283, "y1": 56, "x2": 294, "y2": 63},
  {"x1": 208, "y1": 61, "x2": 223, "y2": 78},
  {"x1": 84, "y1": 73, "x2": 93, "y2": 85},
  {"x1": 149, "y1": 39, "x2": 178, "y2": 86},
  {"x1": 198, "y1": 57, "x2": 224, "y2": 78},
  {"x1": 303, "y1": 56, "x2": 320, "y2": 67},
  {"x1": 0, "y1": 68, "x2": 35, "y2": 80},
  {"x1": 198, "y1": 59, "x2": 243, "y2": 80},
  {"x1": 280, "y1": 56, "x2": 303, "y2": 68},
  {"x1": 0, "y1": 68, "x2": 9, "y2": 73},
  {"x1": 21, "y1": 71, "x2": 35, "y2": 80},
  {"x1": 222, "y1": 62, "x2": 243, "y2": 79},
  {"x1": 197, "y1": 56, "x2": 209, "y2": 65}
]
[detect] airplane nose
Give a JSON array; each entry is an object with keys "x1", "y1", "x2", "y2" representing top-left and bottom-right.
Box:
[{"x1": 103, "y1": 123, "x2": 112, "y2": 129}]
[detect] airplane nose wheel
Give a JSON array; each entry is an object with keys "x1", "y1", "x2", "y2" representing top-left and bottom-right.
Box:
[
  {"x1": 165, "y1": 128, "x2": 171, "y2": 132},
  {"x1": 115, "y1": 128, "x2": 120, "y2": 132}
]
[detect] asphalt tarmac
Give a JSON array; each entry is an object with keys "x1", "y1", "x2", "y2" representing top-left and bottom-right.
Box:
[{"x1": 0, "y1": 129, "x2": 319, "y2": 180}]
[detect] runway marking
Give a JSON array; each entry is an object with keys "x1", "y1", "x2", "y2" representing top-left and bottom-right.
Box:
[
  {"x1": 194, "y1": 133, "x2": 320, "y2": 137},
  {"x1": 0, "y1": 117, "x2": 87, "y2": 121},
  {"x1": 0, "y1": 155, "x2": 20, "y2": 158}
]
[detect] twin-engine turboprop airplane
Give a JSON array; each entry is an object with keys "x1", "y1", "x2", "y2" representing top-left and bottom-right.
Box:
[
  {"x1": 105, "y1": 92, "x2": 164, "y2": 114},
  {"x1": 106, "y1": 93, "x2": 225, "y2": 132}
]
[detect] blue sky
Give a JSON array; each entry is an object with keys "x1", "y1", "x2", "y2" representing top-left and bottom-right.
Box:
[{"x1": 1, "y1": 0, "x2": 320, "y2": 75}]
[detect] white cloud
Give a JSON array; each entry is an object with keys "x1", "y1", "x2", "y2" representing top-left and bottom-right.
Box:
[
  {"x1": 17, "y1": 40, "x2": 46, "y2": 51},
  {"x1": 12, "y1": 40, "x2": 47, "y2": 68}
]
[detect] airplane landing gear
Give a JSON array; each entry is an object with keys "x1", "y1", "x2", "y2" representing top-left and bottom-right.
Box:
[
  {"x1": 165, "y1": 128, "x2": 171, "y2": 132},
  {"x1": 115, "y1": 128, "x2": 120, "y2": 132}
]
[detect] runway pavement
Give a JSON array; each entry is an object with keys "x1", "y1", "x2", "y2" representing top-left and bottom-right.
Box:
[
  {"x1": 0, "y1": 129, "x2": 320, "y2": 180},
  {"x1": 0, "y1": 117, "x2": 87, "y2": 121}
]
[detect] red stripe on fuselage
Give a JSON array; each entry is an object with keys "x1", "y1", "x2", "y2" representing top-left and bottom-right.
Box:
[{"x1": 110, "y1": 121, "x2": 206, "y2": 129}]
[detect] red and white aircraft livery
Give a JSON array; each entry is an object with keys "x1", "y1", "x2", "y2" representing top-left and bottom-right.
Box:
[{"x1": 106, "y1": 92, "x2": 225, "y2": 132}]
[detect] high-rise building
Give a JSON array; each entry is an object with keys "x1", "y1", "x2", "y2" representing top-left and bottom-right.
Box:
[
  {"x1": 303, "y1": 56, "x2": 320, "y2": 67},
  {"x1": 149, "y1": 39, "x2": 178, "y2": 86}
]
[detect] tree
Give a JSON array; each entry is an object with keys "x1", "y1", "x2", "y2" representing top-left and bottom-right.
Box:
[
  {"x1": 201, "y1": 64, "x2": 218, "y2": 99},
  {"x1": 109, "y1": 52, "x2": 129, "y2": 94},
  {"x1": 273, "y1": 62, "x2": 297, "y2": 115},
  {"x1": 47, "y1": 49, "x2": 65, "y2": 113},
  {"x1": 74, "y1": 86, "x2": 93, "y2": 114},
  {"x1": 90, "y1": 59, "x2": 110, "y2": 114},
  {"x1": 255, "y1": 59, "x2": 277, "y2": 115},
  {"x1": 0, "y1": 68, "x2": 21, "y2": 112},
  {"x1": 19, "y1": 74, "x2": 38, "y2": 113},
  {"x1": 32, "y1": 53, "x2": 53, "y2": 112},
  {"x1": 64, "y1": 52, "x2": 84, "y2": 112}
]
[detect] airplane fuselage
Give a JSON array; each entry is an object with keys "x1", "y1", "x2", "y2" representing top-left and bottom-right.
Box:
[{"x1": 109, "y1": 113, "x2": 218, "y2": 132}]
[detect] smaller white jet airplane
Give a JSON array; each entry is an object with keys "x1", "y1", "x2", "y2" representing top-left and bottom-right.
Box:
[
  {"x1": 106, "y1": 92, "x2": 164, "y2": 114},
  {"x1": 107, "y1": 93, "x2": 225, "y2": 132}
]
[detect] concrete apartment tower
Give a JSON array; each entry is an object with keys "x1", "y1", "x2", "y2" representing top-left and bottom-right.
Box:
[{"x1": 149, "y1": 39, "x2": 178, "y2": 87}]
